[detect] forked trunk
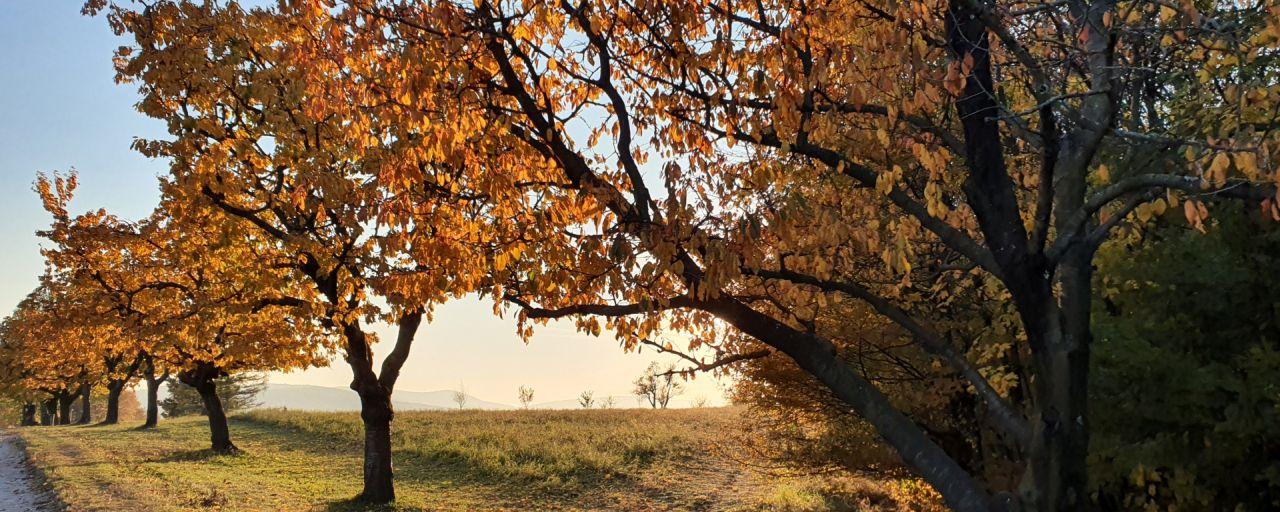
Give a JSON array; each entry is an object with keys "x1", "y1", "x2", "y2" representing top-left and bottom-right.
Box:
[
  {"x1": 341, "y1": 311, "x2": 422, "y2": 504},
  {"x1": 76, "y1": 382, "x2": 92, "y2": 425}
]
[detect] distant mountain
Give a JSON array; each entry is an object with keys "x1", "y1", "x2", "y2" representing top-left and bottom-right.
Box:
[
  {"x1": 256, "y1": 383, "x2": 515, "y2": 411},
  {"x1": 390, "y1": 388, "x2": 516, "y2": 411}
]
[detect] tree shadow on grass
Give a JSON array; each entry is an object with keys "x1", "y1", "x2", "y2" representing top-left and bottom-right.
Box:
[
  {"x1": 322, "y1": 496, "x2": 426, "y2": 512},
  {"x1": 227, "y1": 418, "x2": 610, "y2": 509},
  {"x1": 150, "y1": 447, "x2": 243, "y2": 463}
]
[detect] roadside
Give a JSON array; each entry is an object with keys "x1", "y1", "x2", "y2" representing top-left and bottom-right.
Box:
[{"x1": 0, "y1": 429, "x2": 57, "y2": 512}]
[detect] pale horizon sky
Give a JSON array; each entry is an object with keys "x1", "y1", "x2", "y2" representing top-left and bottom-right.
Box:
[{"x1": 0, "y1": 2, "x2": 730, "y2": 407}]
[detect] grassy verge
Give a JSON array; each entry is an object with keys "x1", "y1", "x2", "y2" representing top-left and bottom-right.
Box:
[{"x1": 16, "y1": 408, "x2": 934, "y2": 511}]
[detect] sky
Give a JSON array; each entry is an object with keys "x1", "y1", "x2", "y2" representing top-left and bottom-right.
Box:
[{"x1": 0, "y1": 2, "x2": 729, "y2": 407}]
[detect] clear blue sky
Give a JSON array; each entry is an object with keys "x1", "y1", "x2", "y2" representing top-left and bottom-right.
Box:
[{"x1": 0, "y1": 2, "x2": 727, "y2": 406}]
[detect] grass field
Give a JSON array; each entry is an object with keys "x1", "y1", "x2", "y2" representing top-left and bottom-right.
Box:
[{"x1": 14, "y1": 408, "x2": 938, "y2": 511}]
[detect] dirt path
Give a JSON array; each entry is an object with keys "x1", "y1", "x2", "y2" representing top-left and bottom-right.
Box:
[{"x1": 0, "y1": 430, "x2": 52, "y2": 512}]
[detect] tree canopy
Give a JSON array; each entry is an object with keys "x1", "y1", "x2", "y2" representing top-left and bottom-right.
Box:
[{"x1": 2, "y1": 0, "x2": 1276, "y2": 509}]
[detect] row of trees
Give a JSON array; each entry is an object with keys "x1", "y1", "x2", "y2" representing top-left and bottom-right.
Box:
[
  {"x1": 2, "y1": 0, "x2": 1278, "y2": 508},
  {"x1": 0, "y1": 173, "x2": 333, "y2": 450}
]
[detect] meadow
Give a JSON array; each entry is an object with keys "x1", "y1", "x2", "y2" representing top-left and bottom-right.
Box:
[{"x1": 14, "y1": 408, "x2": 940, "y2": 511}]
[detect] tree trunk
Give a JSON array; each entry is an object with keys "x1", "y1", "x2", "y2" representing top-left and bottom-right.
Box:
[
  {"x1": 180, "y1": 366, "x2": 237, "y2": 453},
  {"x1": 102, "y1": 380, "x2": 125, "y2": 425},
  {"x1": 1021, "y1": 249, "x2": 1093, "y2": 512},
  {"x1": 356, "y1": 386, "x2": 395, "y2": 503},
  {"x1": 57, "y1": 392, "x2": 74, "y2": 425},
  {"x1": 143, "y1": 373, "x2": 165, "y2": 429},
  {"x1": 141, "y1": 356, "x2": 167, "y2": 429},
  {"x1": 705, "y1": 298, "x2": 995, "y2": 512},
  {"x1": 76, "y1": 382, "x2": 92, "y2": 425},
  {"x1": 40, "y1": 398, "x2": 55, "y2": 426},
  {"x1": 99, "y1": 352, "x2": 145, "y2": 426},
  {"x1": 339, "y1": 311, "x2": 422, "y2": 505},
  {"x1": 20, "y1": 403, "x2": 37, "y2": 426}
]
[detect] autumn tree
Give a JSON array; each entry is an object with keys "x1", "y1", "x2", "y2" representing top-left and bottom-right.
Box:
[
  {"x1": 0, "y1": 303, "x2": 45, "y2": 427},
  {"x1": 84, "y1": 0, "x2": 1280, "y2": 508},
  {"x1": 92, "y1": 0, "x2": 525, "y2": 500},
  {"x1": 0, "y1": 285, "x2": 103, "y2": 427},
  {"x1": 37, "y1": 172, "x2": 334, "y2": 450},
  {"x1": 329, "y1": 1, "x2": 1280, "y2": 510},
  {"x1": 36, "y1": 173, "x2": 155, "y2": 426}
]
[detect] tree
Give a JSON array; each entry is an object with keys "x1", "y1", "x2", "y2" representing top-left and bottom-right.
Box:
[
  {"x1": 634, "y1": 363, "x2": 683, "y2": 409},
  {"x1": 86, "y1": 0, "x2": 1280, "y2": 508},
  {"x1": 517, "y1": 385, "x2": 535, "y2": 410},
  {"x1": 452, "y1": 387, "x2": 468, "y2": 410},
  {"x1": 140, "y1": 354, "x2": 170, "y2": 429},
  {"x1": 93, "y1": 1, "x2": 517, "y2": 500},
  {"x1": 36, "y1": 173, "x2": 334, "y2": 452},
  {"x1": 161, "y1": 373, "x2": 267, "y2": 418},
  {"x1": 322, "y1": 2, "x2": 1280, "y2": 510},
  {"x1": 0, "y1": 284, "x2": 105, "y2": 428},
  {"x1": 599, "y1": 396, "x2": 617, "y2": 409},
  {"x1": 578, "y1": 390, "x2": 595, "y2": 409},
  {"x1": 35, "y1": 173, "x2": 150, "y2": 426}
]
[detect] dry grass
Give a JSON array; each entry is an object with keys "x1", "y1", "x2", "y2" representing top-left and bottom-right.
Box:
[{"x1": 15, "y1": 408, "x2": 934, "y2": 511}]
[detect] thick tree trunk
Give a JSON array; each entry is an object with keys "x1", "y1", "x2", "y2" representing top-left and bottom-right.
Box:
[
  {"x1": 102, "y1": 380, "x2": 125, "y2": 425},
  {"x1": 56, "y1": 392, "x2": 74, "y2": 425},
  {"x1": 179, "y1": 366, "x2": 237, "y2": 453},
  {"x1": 20, "y1": 403, "x2": 37, "y2": 426},
  {"x1": 1022, "y1": 250, "x2": 1093, "y2": 512},
  {"x1": 197, "y1": 382, "x2": 236, "y2": 453},
  {"x1": 76, "y1": 382, "x2": 92, "y2": 425},
  {"x1": 357, "y1": 388, "x2": 395, "y2": 504},
  {"x1": 939, "y1": 0, "x2": 1105, "y2": 507},
  {"x1": 40, "y1": 398, "x2": 55, "y2": 426}
]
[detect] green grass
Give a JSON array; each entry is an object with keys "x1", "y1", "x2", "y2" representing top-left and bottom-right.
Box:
[{"x1": 15, "y1": 408, "x2": 928, "y2": 511}]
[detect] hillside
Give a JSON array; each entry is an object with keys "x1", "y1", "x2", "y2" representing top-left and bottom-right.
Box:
[{"x1": 14, "y1": 409, "x2": 938, "y2": 511}]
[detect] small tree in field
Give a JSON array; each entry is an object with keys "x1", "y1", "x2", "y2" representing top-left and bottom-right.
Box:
[
  {"x1": 600, "y1": 396, "x2": 616, "y2": 409},
  {"x1": 578, "y1": 391, "x2": 595, "y2": 409},
  {"x1": 452, "y1": 386, "x2": 467, "y2": 410},
  {"x1": 634, "y1": 363, "x2": 683, "y2": 409},
  {"x1": 517, "y1": 385, "x2": 535, "y2": 410}
]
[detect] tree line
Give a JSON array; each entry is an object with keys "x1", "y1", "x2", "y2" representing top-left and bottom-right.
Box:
[{"x1": 2, "y1": 0, "x2": 1279, "y2": 510}]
